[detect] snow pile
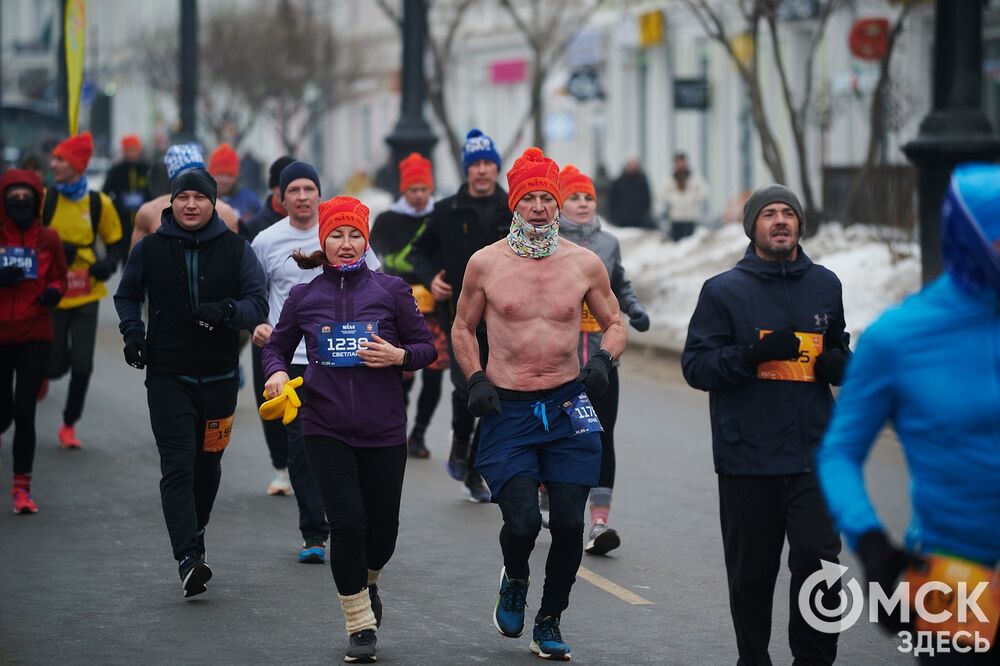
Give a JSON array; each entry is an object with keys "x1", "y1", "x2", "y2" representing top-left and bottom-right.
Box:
[{"x1": 610, "y1": 222, "x2": 922, "y2": 352}]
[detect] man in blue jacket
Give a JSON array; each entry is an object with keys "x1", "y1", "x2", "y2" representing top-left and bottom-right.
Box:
[
  {"x1": 682, "y1": 184, "x2": 850, "y2": 665},
  {"x1": 818, "y1": 164, "x2": 999, "y2": 664},
  {"x1": 115, "y1": 167, "x2": 268, "y2": 599}
]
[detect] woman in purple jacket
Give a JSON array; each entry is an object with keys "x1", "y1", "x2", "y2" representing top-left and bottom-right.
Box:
[{"x1": 262, "y1": 196, "x2": 435, "y2": 664}]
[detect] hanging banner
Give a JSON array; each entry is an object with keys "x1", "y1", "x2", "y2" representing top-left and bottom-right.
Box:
[
  {"x1": 65, "y1": 0, "x2": 86, "y2": 135},
  {"x1": 638, "y1": 10, "x2": 664, "y2": 48}
]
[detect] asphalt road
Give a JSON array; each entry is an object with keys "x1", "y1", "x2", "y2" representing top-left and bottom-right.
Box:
[{"x1": 1, "y1": 297, "x2": 916, "y2": 665}]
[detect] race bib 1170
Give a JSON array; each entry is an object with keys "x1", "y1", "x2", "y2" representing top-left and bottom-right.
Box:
[{"x1": 317, "y1": 321, "x2": 379, "y2": 367}]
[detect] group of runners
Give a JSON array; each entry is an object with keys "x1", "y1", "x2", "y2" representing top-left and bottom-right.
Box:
[{"x1": 2, "y1": 125, "x2": 997, "y2": 665}]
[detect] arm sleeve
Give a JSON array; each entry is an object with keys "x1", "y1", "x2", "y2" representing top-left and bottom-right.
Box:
[
  {"x1": 681, "y1": 283, "x2": 756, "y2": 390},
  {"x1": 817, "y1": 325, "x2": 896, "y2": 549},
  {"x1": 408, "y1": 215, "x2": 440, "y2": 288},
  {"x1": 114, "y1": 239, "x2": 147, "y2": 340},
  {"x1": 608, "y1": 241, "x2": 641, "y2": 313},
  {"x1": 261, "y1": 285, "x2": 303, "y2": 378},
  {"x1": 98, "y1": 192, "x2": 124, "y2": 245},
  {"x1": 393, "y1": 282, "x2": 437, "y2": 371},
  {"x1": 230, "y1": 241, "x2": 269, "y2": 330}
]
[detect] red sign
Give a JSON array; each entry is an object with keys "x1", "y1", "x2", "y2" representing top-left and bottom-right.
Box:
[
  {"x1": 849, "y1": 18, "x2": 890, "y2": 61},
  {"x1": 490, "y1": 59, "x2": 528, "y2": 84}
]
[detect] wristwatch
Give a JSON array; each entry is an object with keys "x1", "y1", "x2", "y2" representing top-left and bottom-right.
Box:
[{"x1": 401, "y1": 348, "x2": 412, "y2": 366}]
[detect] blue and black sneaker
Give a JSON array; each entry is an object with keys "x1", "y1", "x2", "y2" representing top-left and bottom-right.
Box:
[
  {"x1": 493, "y1": 566, "x2": 529, "y2": 638},
  {"x1": 530, "y1": 616, "x2": 571, "y2": 661},
  {"x1": 298, "y1": 535, "x2": 327, "y2": 564}
]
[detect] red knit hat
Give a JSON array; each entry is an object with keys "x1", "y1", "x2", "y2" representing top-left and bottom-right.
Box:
[
  {"x1": 318, "y1": 196, "x2": 370, "y2": 246},
  {"x1": 558, "y1": 164, "x2": 596, "y2": 205},
  {"x1": 506, "y1": 147, "x2": 560, "y2": 212},
  {"x1": 398, "y1": 152, "x2": 433, "y2": 193},
  {"x1": 208, "y1": 143, "x2": 240, "y2": 176},
  {"x1": 52, "y1": 131, "x2": 94, "y2": 173},
  {"x1": 121, "y1": 134, "x2": 141, "y2": 153}
]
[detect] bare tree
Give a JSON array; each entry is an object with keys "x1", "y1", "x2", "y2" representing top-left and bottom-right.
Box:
[{"x1": 498, "y1": 0, "x2": 601, "y2": 153}]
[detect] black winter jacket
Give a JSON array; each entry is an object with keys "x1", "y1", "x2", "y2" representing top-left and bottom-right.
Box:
[{"x1": 681, "y1": 244, "x2": 847, "y2": 475}]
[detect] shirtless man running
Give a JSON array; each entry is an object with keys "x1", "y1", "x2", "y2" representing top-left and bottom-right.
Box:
[{"x1": 452, "y1": 147, "x2": 626, "y2": 661}]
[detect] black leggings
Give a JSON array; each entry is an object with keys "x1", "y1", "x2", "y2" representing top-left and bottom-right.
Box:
[
  {"x1": 402, "y1": 367, "x2": 444, "y2": 430},
  {"x1": 587, "y1": 367, "x2": 619, "y2": 488},
  {"x1": 46, "y1": 301, "x2": 99, "y2": 426},
  {"x1": 304, "y1": 437, "x2": 407, "y2": 596},
  {"x1": 0, "y1": 340, "x2": 51, "y2": 475}
]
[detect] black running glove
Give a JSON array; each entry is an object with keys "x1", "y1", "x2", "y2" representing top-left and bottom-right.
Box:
[
  {"x1": 856, "y1": 530, "x2": 921, "y2": 634},
  {"x1": 628, "y1": 303, "x2": 650, "y2": 332},
  {"x1": 743, "y1": 329, "x2": 801, "y2": 366},
  {"x1": 0, "y1": 265, "x2": 24, "y2": 287},
  {"x1": 123, "y1": 334, "x2": 146, "y2": 370},
  {"x1": 192, "y1": 300, "x2": 236, "y2": 331},
  {"x1": 579, "y1": 349, "x2": 613, "y2": 396},
  {"x1": 36, "y1": 287, "x2": 62, "y2": 308},
  {"x1": 814, "y1": 349, "x2": 849, "y2": 386},
  {"x1": 62, "y1": 243, "x2": 78, "y2": 265},
  {"x1": 467, "y1": 371, "x2": 501, "y2": 417},
  {"x1": 88, "y1": 256, "x2": 116, "y2": 281}
]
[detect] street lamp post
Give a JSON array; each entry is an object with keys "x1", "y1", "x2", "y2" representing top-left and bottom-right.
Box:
[
  {"x1": 384, "y1": 0, "x2": 437, "y2": 192},
  {"x1": 903, "y1": 0, "x2": 1000, "y2": 284},
  {"x1": 178, "y1": 0, "x2": 198, "y2": 142}
]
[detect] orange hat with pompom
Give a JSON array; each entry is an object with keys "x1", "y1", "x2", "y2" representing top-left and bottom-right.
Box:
[
  {"x1": 558, "y1": 164, "x2": 596, "y2": 205},
  {"x1": 505, "y1": 147, "x2": 560, "y2": 212},
  {"x1": 318, "y1": 196, "x2": 370, "y2": 246},
  {"x1": 398, "y1": 152, "x2": 433, "y2": 192},
  {"x1": 208, "y1": 143, "x2": 240, "y2": 176},
  {"x1": 52, "y1": 131, "x2": 94, "y2": 173}
]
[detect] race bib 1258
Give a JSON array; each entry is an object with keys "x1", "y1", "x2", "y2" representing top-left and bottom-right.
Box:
[{"x1": 0, "y1": 247, "x2": 38, "y2": 279}]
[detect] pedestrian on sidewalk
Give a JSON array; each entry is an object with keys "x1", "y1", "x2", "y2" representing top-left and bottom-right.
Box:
[
  {"x1": 370, "y1": 152, "x2": 449, "y2": 459},
  {"x1": 44, "y1": 131, "x2": 123, "y2": 450},
  {"x1": 249, "y1": 161, "x2": 331, "y2": 562},
  {"x1": 453, "y1": 147, "x2": 627, "y2": 661},
  {"x1": 262, "y1": 196, "x2": 436, "y2": 663},
  {"x1": 818, "y1": 164, "x2": 1000, "y2": 664},
  {"x1": 115, "y1": 167, "x2": 267, "y2": 599},
  {"x1": 408, "y1": 128, "x2": 511, "y2": 502},
  {"x1": 0, "y1": 169, "x2": 67, "y2": 513},
  {"x1": 554, "y1": 164, "x2": 650, "y2": 556},
  {"x1": 682, "y1": 184, "x2": 851, "y2": 665},
  {"x1": 660, "y1": 152, "x2": 709, "y2": 241}
]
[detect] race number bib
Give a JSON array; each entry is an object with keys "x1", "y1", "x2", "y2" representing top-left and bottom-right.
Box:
[
  {"x1": 905, "y1": 554, "x2": 1000, "y2": 648},
  {"x1": 0, "y1": 247, "x2": 38, "y2": 279},
  {"x1": 411, "y1": 284, "x2": 436, "y2": 314},
  {"x1": 756, "y1": 330, "x2": 823, "y2": 382},
  {"x1": 203, "y1": 413, "x2": 235, "y2": 453},
  {"x1": 561, "y1": 392, "x2": 603, "y2": 436},
  {"x1": 580, "y1": 302, "x2": 602, "y2": 333},
  {"x1": 64, "y1": 268, "x2": 92, "y2": 299},
  {"x1": 122, "y1": 191, "x2": 145, "y2": 211},
  {"x1": 317, "y1": 321, "x2": 379, "y2": 367}
]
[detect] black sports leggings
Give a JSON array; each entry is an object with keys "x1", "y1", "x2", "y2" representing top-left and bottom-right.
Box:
[
  {"x1": 587, "y1": 367, "x2": 619, "y2": 488},
  {"x1": 304, "y1": 436, "x2": 407, "y2": 596},
  {"x1": 402, "y1": 368, "x2": 444, "y2": 429},
  {"x1": 46, "y1": 301, "x2": 99, "y2": 426},
  {"x1": 0, "y1": 340, "x2": 51, "y2": 475}
]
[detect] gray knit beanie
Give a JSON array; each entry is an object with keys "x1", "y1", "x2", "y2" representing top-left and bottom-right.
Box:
[{"x1": 743, "y1": 184, "x2": 804, "y2": 239}]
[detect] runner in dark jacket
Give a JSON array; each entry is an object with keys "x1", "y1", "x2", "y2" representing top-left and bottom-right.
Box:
[{"x1": 241, "y1": 155, "x2": 295, "y2": 241}]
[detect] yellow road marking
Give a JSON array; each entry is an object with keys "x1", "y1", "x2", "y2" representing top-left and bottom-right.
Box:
[{"x1": 576, "y1": 566, "x2": 654, "y2": 605}]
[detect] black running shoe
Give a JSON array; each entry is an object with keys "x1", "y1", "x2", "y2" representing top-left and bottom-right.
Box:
[
  {"x1": 584, "y1": 522, "x2": 621, "y2": 556},
  {"x1": 407, "y1": 433, "x2": 430, "y2": 459},
  {"x1": 179, "y1": 556, "x2": 212, "y2": 599},
  {"x1": 368, "y1": 584, "x2": 382, "y2": 628},
  {"x1": 344, "y1": 628, "x2": 377, "y2": 663}
]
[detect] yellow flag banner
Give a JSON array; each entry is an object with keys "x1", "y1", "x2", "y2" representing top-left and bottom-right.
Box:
[{"x1": 64, "y1": 0, "x2": 86, "y2": 135}]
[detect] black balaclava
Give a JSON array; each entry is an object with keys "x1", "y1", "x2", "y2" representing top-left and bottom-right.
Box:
[{"x1": 5, "y1": 187, "x2": 37, "y2": 230}]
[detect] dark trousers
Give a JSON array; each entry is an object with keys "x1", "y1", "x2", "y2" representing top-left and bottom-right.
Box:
[
  {"x1": 252, "y1": 343, "x2": 288, "y2": 469},
  {"x1": 670, "y1": 220, "x2": 697, "y2": 242},
  {"x1": 46, "y1": 301, "x2": 99, "y2": 426},
  {"x1": 497, "y1": 475, "x2": 591, "y2": 620},
  {"x1": 284, "y1": 364, "x2": 328, "y2": 540},
  {"x1": 402, "y1": 367, "x2": 444, "y2": 431},
  {"x1": 588, "y1": 367, "x2": 619, "y2": 488},
  {"x1": 146, "y1": 373, "x2": 237, "y2": 562},
  {"x1": 304, "y1": 436, "x2": 406, "y2": 596},
  {"x1": 447, "y1": 328, "x2": 489, "y2": 487},
  {"x1": 0, "y1": 340, "x2": 51, "y2": 475},
  {"x1": 718, "y1": 473, "x2": 842, "y2": 666}
]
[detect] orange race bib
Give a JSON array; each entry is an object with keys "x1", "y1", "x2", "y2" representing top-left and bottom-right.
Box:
[
  {"x1": 580, "y1": 302, "x2": 602, "y2": 333},
  {"x1": 905, "y1": 554, "x2": 1000, "y2": 648},
  {"x1": 756, "y1": 330, "x2": 823, "y2": 382},
  {"x1": 412, "y1": 284, "x2": 436, "y2": 314},
  {"x1": 203, "y1": 414, "x2": 235, "y2": 453},
  {"x1": 64, "y1": 268, "x2": 92, "y2": 299}
]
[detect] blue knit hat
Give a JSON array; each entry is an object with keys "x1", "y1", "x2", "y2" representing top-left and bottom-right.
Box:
[
  {"x1": 164, "y1": 144, "x2": 205, "y2": 181},
  {"x1": 462, "y1": 128, "x2": 501, "y2": 172},
  {"x1": 940, "y1": 163, "x2": 1000, "y2": 294},
  {"x1": 279, "y1": 161, "x2": 321, "y2": 200}
]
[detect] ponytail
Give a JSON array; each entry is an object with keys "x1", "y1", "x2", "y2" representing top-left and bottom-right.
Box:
[{"x1": 291, "y1": 249, "x2": 327, "y2": 270}]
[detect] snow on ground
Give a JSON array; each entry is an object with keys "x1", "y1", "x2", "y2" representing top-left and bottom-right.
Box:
[{"x1": 610, "y1": 222, "x2": 922, "y2": 353}]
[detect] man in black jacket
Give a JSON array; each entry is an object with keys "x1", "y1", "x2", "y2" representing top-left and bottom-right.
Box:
[
  {"x1": 409, "y1": 128, "x2": 510, "y2": 501},
  {"x1": 114, "y1": 167, "x2": 267, "y2": 599},
  {"x1": 102, "y1": 134, "x2": 149, "y2": 261},
  {"x1": 682, "y1": 184, "x2": 850, "y2": 666}
]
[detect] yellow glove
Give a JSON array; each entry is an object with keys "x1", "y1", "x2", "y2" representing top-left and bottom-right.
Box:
[{"x1": 258, "y1": 376, "x2": 304, "y2": 425}]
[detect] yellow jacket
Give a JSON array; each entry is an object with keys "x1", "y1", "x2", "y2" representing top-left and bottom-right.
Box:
[{"x1": 47, "y1": 191, "x2": 122, "y2": 309}]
